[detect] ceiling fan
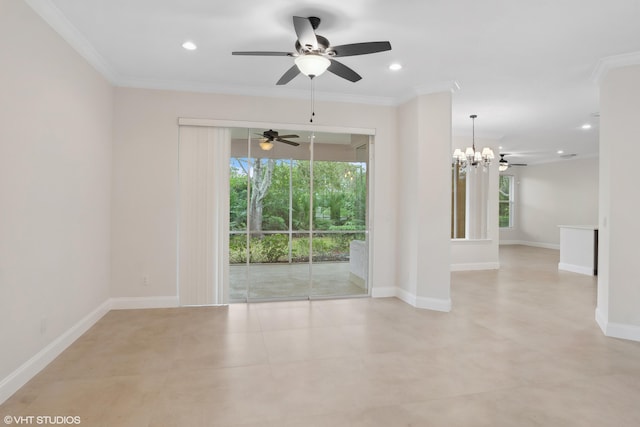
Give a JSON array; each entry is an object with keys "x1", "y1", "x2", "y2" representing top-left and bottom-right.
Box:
[
  {"x1": 256, "y1": 129, "x2": 300, "y2": 151},
  {"x1": 232, "y1": 16, "x2": 392, "y2": 85},
  {"x1": 499, "y1": 154, "x2": 527, "y2": 171}
]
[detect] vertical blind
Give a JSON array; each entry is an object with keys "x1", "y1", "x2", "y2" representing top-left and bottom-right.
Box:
[{"x1": 178, "y1": 126, "x2": 230, "y2": 305}]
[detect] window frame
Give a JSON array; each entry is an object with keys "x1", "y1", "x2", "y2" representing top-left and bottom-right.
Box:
[{"x1": 499, "y1": 174, "x2": 514, "y2": 229}]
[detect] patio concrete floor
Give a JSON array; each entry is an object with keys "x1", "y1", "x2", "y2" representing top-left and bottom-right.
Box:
[{"x1": 229, "y1": 262, "x2": 367, "y2": 300}]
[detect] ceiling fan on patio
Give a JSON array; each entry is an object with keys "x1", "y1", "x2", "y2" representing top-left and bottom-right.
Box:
[
  {"x1": 499, "y1": 154, "x2": 527, "y2": 171},
  {"x1": 255, "y1": 129, "x2": 300, "y2": 151},
  {"x1": 232, "y1": 16, "x2": 392, "y2": 84}
]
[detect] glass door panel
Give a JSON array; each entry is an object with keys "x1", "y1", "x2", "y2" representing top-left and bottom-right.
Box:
[
  {"x1": 310, "y1": 138, "x2": 369, "y2": 297},
  {"x1": 247, "y1": 129, "x2": 309, "y2": 300},
  {"x1": 229, "y1": 129, "x2": 250, "y2": 301}
]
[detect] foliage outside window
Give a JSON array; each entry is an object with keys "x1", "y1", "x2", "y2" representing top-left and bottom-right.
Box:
[
  {"x1": 230, "y1": 157, "x2": 367, "y2": 263},
  {"x1": 499, "y1": 175, "x2": 514, "y2": 228}
]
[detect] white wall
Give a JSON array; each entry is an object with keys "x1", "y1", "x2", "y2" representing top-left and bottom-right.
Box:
[
  {"x1": 597, "y1": 64, "x2": 640, "y2": 341},
  {"x1": 450, "y1": 136, "x2": 500, "y2": 270},
  {"x1": 111, "y1": 88, "x2": 398, "y2": 300},
  {"x1": 0, "y1": 0, "x2": 113, "y2": 392},
  {"x1": 500, "y1": 157, "x2": 599, "y2": 248}
]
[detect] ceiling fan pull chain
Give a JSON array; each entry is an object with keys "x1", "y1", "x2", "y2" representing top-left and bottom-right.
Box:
[{"x1": 310, "y1": 77, "x2": 316, "y2": 123}]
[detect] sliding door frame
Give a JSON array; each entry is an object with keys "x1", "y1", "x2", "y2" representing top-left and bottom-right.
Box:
[{"x1": 179, "y1": 118, "x2": 376, "y2": 302}]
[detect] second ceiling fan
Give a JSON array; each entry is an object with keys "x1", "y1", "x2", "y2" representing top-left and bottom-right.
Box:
[
  {"x1": 232, "y1": 16, "x2": 392, "y2": 85},
  {"x1": 256, "y1": 129, "x2": 300, "y2": 151},
  {"x1": 499, "y1": 154, "x2": 528, "y2": 171}
]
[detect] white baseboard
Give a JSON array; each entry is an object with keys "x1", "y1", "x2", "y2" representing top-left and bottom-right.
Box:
[
  {"x1": 110, "y1": 296, "x2": 180, "y2": 310},
  {"x1": 595, "y1": 307, "x2": 608, "y2": 335},
  {"x1": 558, "y1": 262, "x2": 594, "y2": 276},
  {"x1": 416, "y1": 296, "x2": 452, "y2": 312},
  {"x1": 0, "y1": 299, "x2": 111, "y2": 405},
  {"x1": 451, "y1": 262, "x2": 500, "y2": 272},
  {"x1": 371, "y1": 286, "x2": 397, "y2": 298},
  {"x1": 500, "y1": 240, "x2": 560, "y2": 250},
  {"x1": 395, "y1": 287, "x2": 417, "y2": 306},
  {"x1": 595, "y1": 307, "x2": 640, "y2": 342},
  {"x1": 391, "y1": 287, "x2": 452, "y2": 312},
  {"x1": 499, "y1": 240, "x2": 522, "y2": 245}
]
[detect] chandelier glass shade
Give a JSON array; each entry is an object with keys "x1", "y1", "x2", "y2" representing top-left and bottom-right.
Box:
[{"x1": 452, "y1": 114, "x2": 494, "y2": 171}]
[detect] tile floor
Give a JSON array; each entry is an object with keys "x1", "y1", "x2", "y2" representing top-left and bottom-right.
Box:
[{"x1": 2, "y1": 245, "x2": 640, "y2": 426}]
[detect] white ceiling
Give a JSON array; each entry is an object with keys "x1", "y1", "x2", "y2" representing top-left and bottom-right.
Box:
[{"x1": 28, "y1": 0, "x2": 640, "y2": 164}]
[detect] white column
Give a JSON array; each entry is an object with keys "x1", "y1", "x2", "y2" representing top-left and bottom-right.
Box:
[
  {"x1": 395, "y1": 92, "x2": 452, "y2": 312},
  {"x1": 465, "y1": 167, "x2": 488, "y2": 240},
  {"x1": 597, "y1": 64, "x2": 640, "y2": 341}
]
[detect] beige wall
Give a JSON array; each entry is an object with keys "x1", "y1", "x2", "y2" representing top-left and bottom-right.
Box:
[
  {"x1": 501, "y1": 157, "x2": 599, "y2": 248},
  {"x1": 111, "y1": 88, "x2": 398, "y2": 299},
  {"x1": 0, "y1": 0, "x2": 113, "y2": 383}
]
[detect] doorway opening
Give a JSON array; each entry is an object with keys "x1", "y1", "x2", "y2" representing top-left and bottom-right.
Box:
[{"x1": 229, "y1": 127, "x2": 370, "y2": 301}]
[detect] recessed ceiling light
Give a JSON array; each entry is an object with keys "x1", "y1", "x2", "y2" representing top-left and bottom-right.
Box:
[
  {"x1": 581, "y1": 123, "x2": 592, "y2": 129},
  {"x1": 499, "y1": 146, "x2": 503, "y2": 150},
  {"x1": 182, "y1": 41, "x2": 197, "y2": 51},
  {"x1": 557, "y1": 150, "x2": 564, "y2": 154},
  {"x1": 389, "y1": 63, "x2": 402, "y2": 71}
]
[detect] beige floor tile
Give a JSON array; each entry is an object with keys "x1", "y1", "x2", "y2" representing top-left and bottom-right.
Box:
[
  {"x1": 262, "y1": 327, "x2": 357, "y2": 363},
  {"x1": 257, "y1": 305, "x2": 337, "y2": 331},
  {"x1": 4, "y1": 246, "x2": 640, "y2": 426}
]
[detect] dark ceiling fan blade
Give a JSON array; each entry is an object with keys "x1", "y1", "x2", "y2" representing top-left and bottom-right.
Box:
[
  {"x1": 327, "y1": 59, "x2": 362, "y2": 82},
  {"x1": 275, "y1": 138, "x2": 300, "y2": 146},
  {"x1": 331, "y1": 41, "x2": 392, "y2": 57},
  {"x1": 276, "y1": 134, "x2": 299, "y2": 139},
  {"x1": 293, "y1": 16, "x2": 318, "y2": 50},
  {"x1": 511, "y1": 163, "x2": 528, "y2": 166},
  {"x1": 232, "y1": 51, "x2": 293, "y2": 56},
  {"x1": 276, "y1": 65, "x2": 301, "y2": 85}
]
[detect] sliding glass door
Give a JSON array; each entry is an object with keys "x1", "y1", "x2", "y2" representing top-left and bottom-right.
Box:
[{"x1": 229, "y1": 128, "x2": 369, "y2": 302}]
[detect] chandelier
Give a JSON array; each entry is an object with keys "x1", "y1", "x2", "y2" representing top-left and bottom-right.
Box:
[{"x1": 452, "y1": 114, "x2": 494, "y2": 170}]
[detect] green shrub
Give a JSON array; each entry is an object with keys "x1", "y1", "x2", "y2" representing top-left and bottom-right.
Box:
[
  {"x1": 260, "y1": 234, "x2": 288, "y2": 263},
  {"x1": 262, "y1": 215, "x2": 286, "y2": 231},
  {"x1": 229, "y1": 235, "x2": 247, "y2": 264}
]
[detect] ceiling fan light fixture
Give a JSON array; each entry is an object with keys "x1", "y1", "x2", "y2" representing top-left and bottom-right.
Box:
[
  {"x1": 295, "y1": 54, "x2": 330, "y2": 78},
  {"x1": 259, "y1": 139, "x2": 274, "y2": 151}
]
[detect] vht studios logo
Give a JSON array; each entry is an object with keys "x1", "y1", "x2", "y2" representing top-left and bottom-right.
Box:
[{"x1": 4, "y1": 415, "x2": 81, "y2": 425}]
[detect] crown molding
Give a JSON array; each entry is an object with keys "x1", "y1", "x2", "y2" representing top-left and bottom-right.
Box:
[
  {"x1": 591, "y1": 51, "x2": 640, "y2": 85},
  {"x1": 394, "y1": 80, "x2": 461, "y2": 105},
  {"x1": 25, "y1": 0, "x2": 120, "y2": 84},
  {"x1": 117, "y1": 76, "x2": 398, "y2": 106}
]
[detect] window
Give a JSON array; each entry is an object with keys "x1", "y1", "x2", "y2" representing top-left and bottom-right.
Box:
[
  {"x1": 451, "y1": 164, "x2": 466, "y2": 238},
  {"x1": 499, "y1": 175, "x2": 514, "y2": 228}
]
